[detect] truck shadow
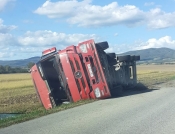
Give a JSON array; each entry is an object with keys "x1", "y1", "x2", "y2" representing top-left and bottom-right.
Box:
[{"x1": 110, "y1": 83, "x2": 160, "y2": 98}]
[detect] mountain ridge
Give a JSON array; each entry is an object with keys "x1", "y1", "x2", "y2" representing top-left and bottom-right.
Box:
[
  {"x1": 120, "y1": 47, "x2": 175, "y2": 64},
  {"x1": 120, "y1": 47, "x2": 175, "y2": 60},
  {"x1": 0, "y1": 56, "x2": 40, "y2": 67},
  {"x1": 0, "y1": 47, "x2": 175, "y2": 67}
]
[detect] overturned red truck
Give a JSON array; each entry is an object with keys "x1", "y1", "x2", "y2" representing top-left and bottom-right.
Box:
[{"x1": 30, "y1": 39, "x2": 140, "y2": 109}]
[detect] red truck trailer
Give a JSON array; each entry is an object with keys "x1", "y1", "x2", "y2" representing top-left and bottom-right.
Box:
[{"x1": 30, "y1": 39, "x2": 140, "y2": 109}]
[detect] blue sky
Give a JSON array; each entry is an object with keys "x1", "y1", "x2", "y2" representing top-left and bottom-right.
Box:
[{"x1": 0, "y1": 0, "x2": 175, "y2": 60}]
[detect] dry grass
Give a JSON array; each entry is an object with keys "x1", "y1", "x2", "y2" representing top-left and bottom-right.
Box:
[
  {"x1": 0, "y1": 73, "x2": 41, "y2": 113},
  {"x1": 0, "y1": 65, "x2": 175, "y2": 114},
  {"x1": 137, "y1": 65, "x2": 175, "y2": 87}
]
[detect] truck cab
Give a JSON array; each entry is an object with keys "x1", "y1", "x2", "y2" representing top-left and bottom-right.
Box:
[{"x1": 31, "y1": 46, "x2": 91, "y2": 109}]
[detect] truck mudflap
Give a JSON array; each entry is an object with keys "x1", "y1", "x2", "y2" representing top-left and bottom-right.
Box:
[{"x1": 30, "y1": 64, "x2": 52, "y2": 109}]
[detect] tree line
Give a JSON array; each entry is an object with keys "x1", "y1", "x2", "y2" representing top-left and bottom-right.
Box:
[{"x1": 0, "y1": 62, "x2": 35, "y2": 74}]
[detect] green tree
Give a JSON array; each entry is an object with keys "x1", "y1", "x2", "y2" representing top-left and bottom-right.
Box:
[
  {"x1": 4, "y1": 65, "x2": 12, "y2": 73},
  {"x1": 27, "y1": 62, "x2": 35, "y2": 69},
  {"x1": 0, "y1": 65, "x2": 28, "y2": 74},
  {"x1": 0, "y1": 65, "x2": 5, "y2": 74}
]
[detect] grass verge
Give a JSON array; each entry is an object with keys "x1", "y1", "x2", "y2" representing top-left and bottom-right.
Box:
[
  {"x1": 0, "y1": 99, "x2": 96, "y2": 128},
  {"x1": 137, "y1": 71, "x2": 175, "y2": 87}
]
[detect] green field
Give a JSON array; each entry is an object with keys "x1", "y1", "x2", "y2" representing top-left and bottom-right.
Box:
[{"x1": 0, "y1": 65, "x2": 175, "y2": 128}]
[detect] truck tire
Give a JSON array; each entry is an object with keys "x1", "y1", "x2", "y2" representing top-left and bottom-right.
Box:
[
  {"x1": 134, "y1": 55, "x2": 140, "y2": 61},
  {"x1": 117, "y1": 55, "x2": 130, "y2": 62},
  {"x1": 95, "y1": 41, "x2": 109, "y2": 50},
  {"x1": 107, "y1": 53, "x2": 116, "y2": 58}
]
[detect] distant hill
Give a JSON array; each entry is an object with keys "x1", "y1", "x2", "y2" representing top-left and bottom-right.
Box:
[
  {"x1": 0, "y1": 47, "x2": 175, "y2": 67},
  {"x1": 119, "y1": 47, "x2": 175, "y2": 64},
  {"x1": 0, "y1": 57, "x2": 40, "y2": 67}
]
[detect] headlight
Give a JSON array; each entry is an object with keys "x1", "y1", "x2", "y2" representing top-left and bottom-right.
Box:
[
  {"x1": 79, "y1": 44, "x2": 87, "y2": 53},
  {"x1": 94, "y1": 87, "x2": 101, "y2": 98}
]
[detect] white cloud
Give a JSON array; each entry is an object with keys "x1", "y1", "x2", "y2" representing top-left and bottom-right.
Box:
[
  {"x1": 0, "y1": 33, "x2": 17, "y2": 47},
  {"x1": 34, "y1": 0, "x2": 91, "y2": 18},
  {"x1": 18, "y1": 30, "x2": 99, "y2": 47},
  {"x1": 105, "y1": 43, "x2": 133, "y2": 54},
  {"x1": 0, "y1": 30, "x2": 100, "y2": 60},
  {"x1": 0, "y1": 19, "x2": 17, "y2": 59},
  {"x1": 105, "y1": 36, "x2": 175, "y2": 54},
  {"x1": 0, "y1": 0, "x2": 14, "y2": 11},
  {"x1": 34, "y1": 1, "x2": 145, "y2": 27},
  {"x1": 147, "y1": 8, "x2": 175, "y2": 29},
  {"x1": 0, "y1": 52, "x2": 14, "y2": 59},
  {"x1": 135, "y1": 36, "x2": 175, "y2": 50},
  {"x1": 34, "y1": 0, "x2": 175, "y2": 29},
  {"x1": 1, "y1": 32, "x2": 175, "y2": 60},
  {"x1": 0, "y1": 33, "x2": 18, "y2": 59},
  {"x1": 0, "y1": 19, "x2": 17, "y2": 33}
]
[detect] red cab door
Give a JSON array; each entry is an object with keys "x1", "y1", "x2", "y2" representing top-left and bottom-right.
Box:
[{"x1": 30, "y1": 64, "x2": 52, "y2": 109}]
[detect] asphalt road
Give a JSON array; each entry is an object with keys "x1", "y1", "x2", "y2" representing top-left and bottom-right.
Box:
[{"x1": 1, "y1": 80, "x2": 175, "y2": 134}]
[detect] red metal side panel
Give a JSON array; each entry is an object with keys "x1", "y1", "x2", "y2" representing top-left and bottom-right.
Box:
[
  {"x1": 30, "y1": 65, "x2": 52, "y2": 109},
  {"x1": 69, "y1": 53, "x2": 90, "y2": 99},
  {"x1": 65, "y1": 45, "x2": 91, "y2": 99},
  {"x1": 77, "y1": 39, "x2": 111, "y2": 98},
  {"x1": 59, "y1": 53, "x2": 81, "y2": 102}
]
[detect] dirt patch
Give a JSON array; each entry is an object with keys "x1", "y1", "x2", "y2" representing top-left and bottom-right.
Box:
[
  {"x1": 152, "y1": 79, "x2": 175, "y2": 88},
  {"x1": 0, "y1": 94, "x2": 39, "y2": 105}
]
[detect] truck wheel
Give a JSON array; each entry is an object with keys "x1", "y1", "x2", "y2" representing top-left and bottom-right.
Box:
[
  {"x1": 134, "y1": 55, "x2": 140, "y2": 61},
  {"x1": 117, "y1": 55, "x2": 130, "y2": 62},
  {"x1": 107, "y1": 53, "x2": 116, "y2": 58},
  {"x1": 95, "y1": 41, "x2": 109, "y2": 50}
]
